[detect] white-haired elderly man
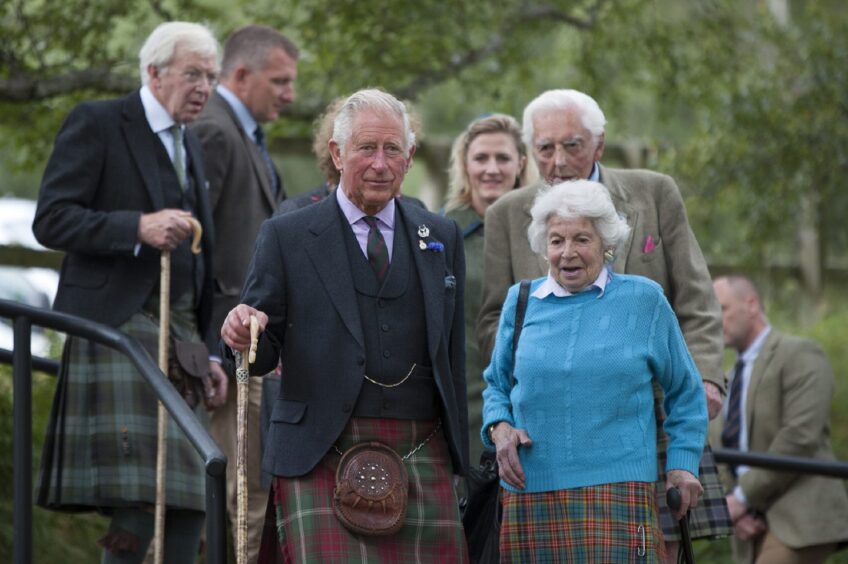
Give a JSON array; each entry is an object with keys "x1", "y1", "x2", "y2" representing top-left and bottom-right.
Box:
[
  {"x1": 34, "y1": 21, "x2": 227, "y2": 562},
  {"x1": 222, "y1": 89, "x2": 469, "y2": 561},
  {"x1": 477, "y1": 89, "x2": 733, "y2": 560}
]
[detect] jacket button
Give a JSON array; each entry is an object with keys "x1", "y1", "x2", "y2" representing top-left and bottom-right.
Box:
[
  {"x1": 381, "y1": 323, "x2": 389, "y2": 332},
  {"x1": 382, "y1": 350, "x2": 391, "y2": 358}
]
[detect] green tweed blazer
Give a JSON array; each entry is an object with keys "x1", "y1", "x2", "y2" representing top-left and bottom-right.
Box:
[
  {"x1": 710, "y1": 330, "x2": 848, "y2": 557},
  {"x1": 477, "y1": 165, "x2": 725, "y2": 390}
]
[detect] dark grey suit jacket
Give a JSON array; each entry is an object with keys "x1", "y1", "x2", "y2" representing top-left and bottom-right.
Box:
[
  {"x1": 241, "y1": 195, "x2": 468, "y2": 477},
  {"x1": 33, "y1": 91, "x2": 214, "y2": 338},
  {"x1": 191, "y1": 91, "x2": 285, "y2": 343}
]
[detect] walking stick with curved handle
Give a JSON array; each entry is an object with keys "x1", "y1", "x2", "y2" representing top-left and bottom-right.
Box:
[
  {"x1": 154, "y1": 217, "x2": 203, "y2": 564},
  {"x1": 234, "y1": 315, "x2": 259, "y2": 564},
  {"x1": 666, "y1": 487, "x2": 696, "y2": 564}
]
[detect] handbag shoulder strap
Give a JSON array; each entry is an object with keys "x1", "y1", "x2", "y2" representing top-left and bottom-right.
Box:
[{"x1": 510, "y1": 279, "x2": 531, "y2": 387}]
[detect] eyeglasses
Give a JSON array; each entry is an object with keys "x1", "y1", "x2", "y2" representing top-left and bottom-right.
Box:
[{"x1": 179, "y1": 68, "x2": 218, "y2": 87}]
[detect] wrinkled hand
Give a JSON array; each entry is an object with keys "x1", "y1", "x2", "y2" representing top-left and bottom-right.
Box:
[
  {"x1": 138, "y1": 209, "x2": 195, "y2": 252},
  {"x1": 221, "y1": 304, "x2": 268, "y2": 351},
  {"x1": 203, "y1": 361, "x2": 228, "y2": 410},
  {"x1": 734, "y1": 513, "x2": 767, "y2": 540},
  {"x1": 704, "y1": 381, "x2": 723, "y2": 420},
  {"x1": 666, "y1": 469, "x2": 704, "y2": 520},
  {"x1": 491, "y1": 422, "x2": 533, "y2": 490}
]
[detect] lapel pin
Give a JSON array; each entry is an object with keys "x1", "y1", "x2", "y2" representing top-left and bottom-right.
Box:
[
  {"x1": 417, "y1": 225, "x2": 430, "y2": 238},
  {"x1": 419, "y1": 240, "x2": 427, "y2": 250}
]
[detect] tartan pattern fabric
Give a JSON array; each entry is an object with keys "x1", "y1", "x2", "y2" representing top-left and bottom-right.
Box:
[
  {"x1": 652, "y1": 380, "x2": 733, "y2": 540},
  {"x1": 499, "y1": 482, "x2": 664, "y2": 563},
  {"x1": 37, "y1": 293, "x2": 207, "y2": 512},
  {"x1": 270, "y1": 417, "x2": 468, "y2": 563},
  {"x1": 363, "y1": 216, "x2": 390, "y2": 282}
]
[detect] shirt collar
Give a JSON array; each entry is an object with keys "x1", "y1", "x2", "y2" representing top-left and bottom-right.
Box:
[
  {"x1": 216, "y1": 84, "x2": 258, "y2": 139},
  {"x1": 740, "y1": 325, "x2": 771, "y2": 365},
  {"x1": 140, "y1": 85, "x2": 178, "y2": 134},
  {"x1": 588, "y1": 162, "x2": 600, "y2": 182},
  {"x1": 335, "y1": 183, "x2": 396, "y2": 229},
  {"x1": 532, "y1": 266, "x2": 611, "y2": 299}
]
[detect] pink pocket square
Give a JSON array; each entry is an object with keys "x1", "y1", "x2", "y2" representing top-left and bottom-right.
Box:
[{"x1": 642, "y1": 235, "x2": 656, "y2": 254}]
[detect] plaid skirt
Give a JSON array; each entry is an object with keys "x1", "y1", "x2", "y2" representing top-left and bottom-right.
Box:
[
  {"x1": 267, "y1": 417, "x2": 468, "y2": 563},
  {"x1": 36, "y1": 293, "x2": 207, "y2": 512},
  {"x1": 651, "y1": 381, "x2": 733, "y2": 540},
  {"x1": 500, "y1": 482, "x2": 664, "y2": 563}
]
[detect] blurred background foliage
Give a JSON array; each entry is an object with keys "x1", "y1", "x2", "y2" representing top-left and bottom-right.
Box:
[{"x1": 2, "y1": 0, "x2": 847, "y2": 561}]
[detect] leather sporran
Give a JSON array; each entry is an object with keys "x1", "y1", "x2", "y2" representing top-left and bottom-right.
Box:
[
  {"x1": 333, "y1": 441, "x2": 409, "y2": 536},
  {"x1": 167, "y1": 338, "x2": 210, "y2": 409}
]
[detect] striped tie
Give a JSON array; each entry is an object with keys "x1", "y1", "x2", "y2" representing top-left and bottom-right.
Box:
[
  {"x1": 721, "y1": 359, "x2": 746, "y2": 473},
  {"x1": 363, "y1": 216, "x2": 389, "y2": 282},
  {"x1": 169, "y1": 124, "x2": 186, "y2": 190}
]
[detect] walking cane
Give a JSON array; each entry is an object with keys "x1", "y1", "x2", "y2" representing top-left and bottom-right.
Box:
[
  {"x1": 666, "y1": 487, "x2": 696, "y2": 564},
  {"x1": 234, "y1": 315, "x2": 259, "y2": 564},
  {"x1": 154, "y1": 217, "x2": 203, "y2": 564}
]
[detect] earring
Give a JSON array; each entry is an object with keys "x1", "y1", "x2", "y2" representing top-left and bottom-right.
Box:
[{"x1": 604, "y1": 249, "x2": 614, "y2": 262}]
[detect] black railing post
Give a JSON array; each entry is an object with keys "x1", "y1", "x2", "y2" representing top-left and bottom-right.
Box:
[
  {"x1": 206, "y1": 460, "x2": 228, "y2": 564},
  {"x1": 13, "y1": 316, "x2": 33, "y2": 564}
]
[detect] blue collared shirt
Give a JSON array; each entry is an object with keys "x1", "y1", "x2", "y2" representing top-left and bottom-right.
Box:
[
  {"x1": 335, "y1": 185, "x2": 396, "y2": 261},
  {"x1": 216, "y1": 84, "x2": 259, "y2": 140}
]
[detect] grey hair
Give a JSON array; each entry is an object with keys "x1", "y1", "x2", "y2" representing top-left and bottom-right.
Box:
[
  {"x1": 522, "y1": 89, "x2": 606, "y2": 148},
  {"x1": 332, "y1": 89, "x2": 416, "y2": 157},
  {"x1": 139, "y1": 21, "x2": 220, "y2": 85},
  {"x1": 220, "y1": 24, "x2": 298, "y2": 79},
  {"x1": 527, "y1": 180, "x2": 630, "y2": 258}
]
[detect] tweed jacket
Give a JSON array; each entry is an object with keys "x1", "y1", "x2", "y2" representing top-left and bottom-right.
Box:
[
  {"x1": 33, "y1": 90, "x2": 214, "y2": 338},
  {"x1": 710, "y1": 330, "x2": 848, "y2": 554},
  {"x1": 239, "y1": 194, "x2": 469, "y2": 477},
  {"x1": 191, "y1": 91, "x2": 285, "y2": 344},
  {"x1": 477, "y1": 165, "x2": 724, "y2": 391}
]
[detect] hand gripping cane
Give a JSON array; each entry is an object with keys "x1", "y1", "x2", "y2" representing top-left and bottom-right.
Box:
[
  {"x1": 154, "y1": 218, "x2": 203, "y2": 564},
  {"x1": 234, "y1": 315, "x2": 259, "y2": 564},
  {"x1": 666, "y1": 487, "x2": 696, "y2": 564}
]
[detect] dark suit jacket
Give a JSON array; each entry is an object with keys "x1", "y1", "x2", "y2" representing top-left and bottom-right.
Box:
[
  {"x1": 33, "y1": 90, "x2": 214, "y2": 337},
  {"x1": 191, "y1": 91, "x2": 285, "y2": 342},
  {"x1": 478, "y1": 166, "x2": 724, "y2": 391},
  {"x1": 710, "y1": 330, "x2": 848, "y2": 554},
  {"x1": 240, "y1": 195, "x2": 468, "y2": 477}
]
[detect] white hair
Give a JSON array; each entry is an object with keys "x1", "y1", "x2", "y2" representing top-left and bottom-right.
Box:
[
  {"x1": 528, "y1": 180, "x2": 631, "y2": 258},
  {"x1": 139, "y1": 22, "x2": 220, "y2": 85},
  {"x1": 522, "y1": 89, "x2": 606, "y2": 148},
  {"x1": 332, "y1": 89, "x2": 416, "y2": 157}
]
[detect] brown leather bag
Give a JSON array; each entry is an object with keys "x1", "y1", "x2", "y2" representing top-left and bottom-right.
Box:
[
  {"x1": 333, "y1": 441, "x2": 409, "y2": 536},
  {"x1": 167, "y1": 338, "x2": 210, "y2": 409}
]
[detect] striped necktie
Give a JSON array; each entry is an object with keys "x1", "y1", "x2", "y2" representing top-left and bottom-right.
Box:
[
  {"x1": 721, "y1": 359, "x2": 746, "y2": 472},
  {"x1": 254, "y1": 125, "x2": 280, "y2": 197},
  {"x1": 362, "y1": 216, "x2": 389, "y2": 282}
]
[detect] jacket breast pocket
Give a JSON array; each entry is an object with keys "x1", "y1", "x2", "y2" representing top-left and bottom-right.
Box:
[{"x1": 271, "y1": 398, "x2": 307, "y2": 425}]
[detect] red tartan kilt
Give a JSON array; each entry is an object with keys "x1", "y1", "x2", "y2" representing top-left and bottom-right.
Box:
[{"x1": 261, "y1": 417, "x2": 468, "y2": 563}]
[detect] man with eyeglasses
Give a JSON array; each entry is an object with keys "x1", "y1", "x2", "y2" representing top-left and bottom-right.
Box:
[
  {"x1": 190, "y1": 24, "x2": 298, "y2": 562},
  {"x1": 477, "y1": 89, "x2": 733, "y2": 562},
  {"x1": 33, "y1": 21, "x2": 226, "y2": 562}
]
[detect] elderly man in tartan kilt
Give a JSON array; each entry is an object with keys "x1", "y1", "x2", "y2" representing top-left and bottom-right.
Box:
[
  {"x1": 33, "y1": 21, "x2": 228, "y2": 563},
  {"x1": 222, "y1": 89, "x2": 470, "y2": 562}
]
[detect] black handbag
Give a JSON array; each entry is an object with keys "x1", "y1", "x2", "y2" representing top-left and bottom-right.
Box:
[{"x1": 462, "y1": 279, "x2": 531, "y2": 564}]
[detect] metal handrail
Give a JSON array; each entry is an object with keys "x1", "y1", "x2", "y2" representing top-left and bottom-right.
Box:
[
  {"x1": 713, "y1": 447, "x2": 848, "y2": 480},
  {"x1": 0, "y1": 298, "x2": 227, "y2": 564}
]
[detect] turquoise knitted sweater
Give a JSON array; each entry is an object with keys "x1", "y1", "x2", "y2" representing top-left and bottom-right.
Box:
[{"x1": 481, "y1": 274, "x2": 707, "y2": 494}]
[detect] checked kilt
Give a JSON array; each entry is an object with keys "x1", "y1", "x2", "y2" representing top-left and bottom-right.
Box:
[
  {"x1": 267, "y1": 417, "x2": 468, "y2": 563},
  {"x1": 500, "y1": 482, "x2": 665, "y2": 563},
  {"x1": 37, "y1": 293, "x2": 206, "y2": 513},
  {"x1": 652, "y1": 380, "x2": 733, "y2": 540}
]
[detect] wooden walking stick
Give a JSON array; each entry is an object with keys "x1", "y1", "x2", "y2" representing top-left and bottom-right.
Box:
[
  {"x1": 154, "y1": 217, "x2": 203, "y2": 564},
  {"x1": 234, "y1": 315, "x2": 259, "y2": 564}
]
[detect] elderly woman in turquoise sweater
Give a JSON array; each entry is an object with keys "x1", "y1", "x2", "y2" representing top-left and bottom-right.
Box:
[{"x1": 481, "y1": 179, "x2": 708, "y2": 562}]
